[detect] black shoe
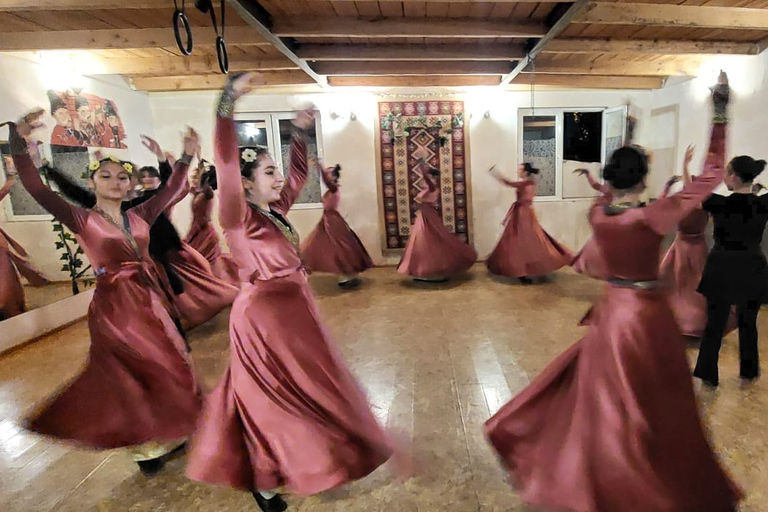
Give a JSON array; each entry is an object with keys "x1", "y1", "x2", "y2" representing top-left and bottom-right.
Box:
[
  {"x1": 252, "y1": 492, "x2": 288, "y2": 512},
  {"x1": 338, "y1": 277, "x2": 361, "y2": 289},
  {"x1": 136, "y1": 457, "x2": 165, "y2": 477}
]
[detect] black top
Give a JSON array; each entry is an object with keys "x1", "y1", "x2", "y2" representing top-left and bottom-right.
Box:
[{"x1": 698, "y1": 192, "x2": 768, "y2": 303}]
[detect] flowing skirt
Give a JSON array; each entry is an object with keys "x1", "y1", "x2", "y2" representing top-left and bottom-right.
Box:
[
  {"x1": 25, "y1": 263, "x2": 202, "y2": 449},
  {"x1": 185, "y1": 221, "x2": 240, "y2": 286},
  {"x1": 660, "y1": 233, "x2": 736, "y2": 337},
  {"x1": 168, "y1": 242, "x2": 239, "y2": 330},
  {"x1": 485, "y1": 286, "x2": 741, "y2": 512},
  {"x1": 186, "y1": 271, "x2": 392, "y2": 495},
  {"x1": 486, "y1": 203, "x2": 572, "y2": 277},
  {"x1": 397, "y1": 205, "x2": 477, "y2": 277},
  {"x1": 302, "y1": 210, "x2": 373, "y2": 275},
  {"x1": 571, "y1": 235, "x2": 607, "y2": 280},
  {"x1": 0, "y1": 227, "x2": 48, "y2": 320}
]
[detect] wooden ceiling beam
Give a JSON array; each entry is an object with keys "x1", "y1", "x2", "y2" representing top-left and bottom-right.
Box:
[
  {"x1": 297, "y1": 43, "x2": 526, "y2": 61},
  {"x1": 574, "y1": 2, "x2": 768, "y2": 30},
  {"x1": 544, "y1": 38, "x2": 759, "y2": 55},
  {"x1": 0, "y1": 0, "x2": 217, "y2": 10},
  {"x1": 92, "y1": 56, "x2": 297, "y2": 76},
  {"x1": 130, "y1": 71, "x2": 315, "y2": 92},
  {"x1": 312, "y1": 61, "x2": 513, "y2": 76},
  {"x1": 328, "y1": 76, "x2": 502, "y2": 87},
  {"x1": 529, "y1": 57, "x2": 701, "y2": 76},
  {"x1": 273, "y1": 17, "x2": 547, "y2": 39},
  {"x1": 0, "y1": 26, "x2": 267, "y2": 51},
  {"x1": 509, "y1": 73, "x2": 663, "y2": 90}
]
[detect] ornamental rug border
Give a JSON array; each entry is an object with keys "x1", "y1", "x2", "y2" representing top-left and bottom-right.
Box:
[{"x1": 375, "y1": 99, "x2": 473, "y2": 253}]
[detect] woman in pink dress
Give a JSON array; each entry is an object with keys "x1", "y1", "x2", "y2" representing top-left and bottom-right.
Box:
[
  {"x1": 301, "y1": 164, "x2": 373, "y2": 288},
  {"x1": 570, "y1": 169, "x2": 610, "y2": 280},
  {"x1": 660, "y1": 145, "x2": 736, "y2": 338},
  {"x1": 484, "y1": 76, "x2": 741, "y2": 512},
  {"x1": 397, "y1": 159, "x2": 477, "y2": 281},
  {"x1": 5, "y1": 112, "x2": 202, "y2": 476},
  {"x1": 186, "y1": 73, "x2": 393, "y2": 512},
  {"x1": 184, "y1": 162, "x2": 240, "y2": 287},
  {"x1": 486, "y1": 163, "x2": 572, "y2": 282},
  {"x1": 0, "y1": 172, "x2": 49, "y2": 320}
]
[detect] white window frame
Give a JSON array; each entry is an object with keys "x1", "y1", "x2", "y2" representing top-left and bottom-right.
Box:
[
  {"x1": 517, "y1": 107, "x2": 612, "y2": 203},
  {"x1": 234, "y1": 111, "x2": 325, "y2": 210}
]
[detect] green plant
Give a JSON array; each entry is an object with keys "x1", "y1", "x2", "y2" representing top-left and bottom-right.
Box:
[
  {"x1": 51, "y1": 218, "x2": 93, "y2": 295},
  {"x1": 382, "y1": 111, "x2": 463, "y2": 146}
]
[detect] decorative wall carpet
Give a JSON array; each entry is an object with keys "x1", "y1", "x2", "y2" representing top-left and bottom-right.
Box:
[{"x1": 377, "y1": 100, "x2": 471, "y2": 251}]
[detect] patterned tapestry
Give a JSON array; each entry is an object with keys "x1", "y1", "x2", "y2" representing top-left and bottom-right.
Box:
[{"x1": 377, "y1": 100, "x2": 470, "y2": 250}]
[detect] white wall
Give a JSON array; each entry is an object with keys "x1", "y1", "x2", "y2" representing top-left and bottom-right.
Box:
[
  {"x1": 0, "y1": 54, "x2": 157, "y2": 280},
  {"x1": 150, "y1": 88, "x2": 653, "y2": 264}
]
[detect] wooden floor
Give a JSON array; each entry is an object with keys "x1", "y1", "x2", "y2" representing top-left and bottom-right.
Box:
[{"x1": 1, "y1": 266, "x2": 766, "y2": 511}]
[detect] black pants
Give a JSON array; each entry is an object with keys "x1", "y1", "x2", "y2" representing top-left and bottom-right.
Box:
[{"x1": 693, "y1": 298, "x2": 760, "y2": 383}]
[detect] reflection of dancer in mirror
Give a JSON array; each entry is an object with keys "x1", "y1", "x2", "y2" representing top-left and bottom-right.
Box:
[
  {"x1": 5, "y1": 111, "x2": 203, "y2": 476},
  {"x1": 45, "y1": 135, "x2": 238, "y2": 331},
  {"x1": 0, "y1": 169, "x2": 49, "y2": 320},
  {"x1": 486, "y1": 163, "x2": 572, "y2": 283},
  {"x1": 301, "y1": 163, "x2": 373, "y2": 288},
  {"x1": 184, "y1": 158, "x2": 240, "y2": 286},
  {"x1": 397, "y1": 148, "x2": 477, "y2": 282},
  {"x1": 485, "y1": 76, "x2": 741, "y2": 511},
  {"x1": 186, "y1": 73, "x2": 396, "y2": 512},
  {"x1": 660, "y1": 144, "x2": 736, "y2": 340},
  {"x1": 570, "y1": 168, "x2": 610, "y2": 280}
]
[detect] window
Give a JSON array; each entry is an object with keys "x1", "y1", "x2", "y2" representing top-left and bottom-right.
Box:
[
  {"x1": 234, "y1": 112, "x2": 324, "y2": 208},
  {"x1": 518, "y1": 106, "x2": 627, "y2": 200}
]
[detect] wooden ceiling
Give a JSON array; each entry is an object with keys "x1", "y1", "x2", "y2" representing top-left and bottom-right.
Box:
[{"x1": 2, "y1": 0, "x2": 768, "y2": 92}]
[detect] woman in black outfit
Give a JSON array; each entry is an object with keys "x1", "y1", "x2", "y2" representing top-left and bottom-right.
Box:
[{"x1": 694, "y1": 153, "x2": 768, "y2": 387}]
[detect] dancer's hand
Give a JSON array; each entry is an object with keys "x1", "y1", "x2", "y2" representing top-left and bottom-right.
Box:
[
  {"x1": 753, "y1": 182, "x2": 765, "y2": 194},
  {"x1": 665, "y1": 175, "x2": 682, "y2": 188},
  {"x1": 141, "y1": 135, "x2": 165, "y2": 162},
  {"x1": 684, "y1": 145, "x2": 695, "y2": 166},
  {"x1": 293, "y1": 107, "x2": 315, "y2": 131},
  {"x1": 15, "y1": 108, "x2": 46, "y2": 138},
  {"x1": 182, "y1": 127, "x2": 200, "y2": 158},
  {"x1": 230, "y1": 72, "x2": 264, "y2": 101},
  {"x1": 165, "y1": 151, "x2": 177, "y2": 166},
  {"x1": 573, "y1": 168, "x2": 589, "y2": 176}
]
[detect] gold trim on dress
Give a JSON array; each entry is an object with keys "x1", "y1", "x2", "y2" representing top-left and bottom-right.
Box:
[
  {"x1": 92, "y1": 206, "x2": 142, "y2": 258},
  {"x1": 257, "y1": 206, "x2": 301, "y2": 253}
]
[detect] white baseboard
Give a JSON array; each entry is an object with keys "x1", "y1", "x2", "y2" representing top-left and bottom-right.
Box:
[{"x1": 0, "y1": 289, "x2": 93, "y2": 355}]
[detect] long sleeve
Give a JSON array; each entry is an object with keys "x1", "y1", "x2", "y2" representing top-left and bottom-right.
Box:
[
  {"x1": 498, "y1": 177, "x2": 528, "y2": 189},
  {"x1": 214, "y1": 113, "x2": 246, "y2": 230},
  {"x1": 273, "y1": 131, "x2": 309, "y2": 215},
  {"x1": 130, "y1": 157, "x2": 191, "y2": 224},
  {"x1": 9, "y1": 126, "x2": 85, "y2": 233},
  {"x1": 584, "y1": 172, "x2": 609, "y2": 194},
  {"x1": 44, "y1": 165, "x2": 97, "y2": 208},
  {"x1": 645, "y1": 123, "x2": 726, "y2": 235},
  {"x1": 158, "y1": 160, "x2": 173, "y2": 184},
  {"x1": 416, "y1": 170, "x2": 439, "y2": 205}
]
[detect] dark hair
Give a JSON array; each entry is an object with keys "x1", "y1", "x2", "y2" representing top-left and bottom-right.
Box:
[
  {"x1": 200, "y1": 167, "x2": 218, "y2": 190},
  {"x1": 602, "y1": 145, "x2": 649, "y2": 190},
  {"x1": 729, "y1": 155, "x2": 766, "y2": 183},
  {"x1": 331, "y1": 164, "x2": 341, "y2": 180},
  {"x1": 428, "y1": 167, "x2": 440, "y2": 178},
  {"x1": 239, "y1": 146, "x2": 270, "y2": 179},
  {"x1": 523, "y1": 162, "x2": 539, "y2": 175},
  {"x1": 89, "y1": 157, "x2": 133, "y2": 178},
  {"x1": 139, "y1": 166, "x2": 160, "y2": 178}
]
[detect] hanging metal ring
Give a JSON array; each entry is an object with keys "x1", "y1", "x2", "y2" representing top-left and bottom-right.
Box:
[
  {"x1": 216, "y1": 36, "x2": 229, "y2": 74},
  {"x1": 173, "y1": 9, "x2": 193, "y2": 56}
]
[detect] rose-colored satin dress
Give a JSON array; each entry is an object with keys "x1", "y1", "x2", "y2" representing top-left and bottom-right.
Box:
[
  {"x1": 301, "y1": 171, "x2": 373, "y2": 275},
  {"x1": 186, "y1": 114, "x2": 392, "y2": 495},
  {"x1": 0, "y1": 179, "x2": 48, "y2": 320},
  {"x1": 659, "y1": 184, "x2": 736, "y2": 338},
  {"x1": 486, "y1": 178, "x2": 572, "y2": 277},
  {"x1": 571, "y1": 173, "x2": 610, "y2": 280},
  {"x1": 485, "y1": 123, "x2": 741, "y2": 512},
  {"x1": 12, "y1": 139, "x2": 202, "y2": 449},
  {"x1": 184, "y1": 187, "x2": 240, "y2": 286},
  {"x1": 397, "y1": 171, "x2": 477, "y2": 277}
]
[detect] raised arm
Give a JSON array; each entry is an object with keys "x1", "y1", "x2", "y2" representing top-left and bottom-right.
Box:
[
  {"x1": 645, "y1": 82, "x2": 729, "y2": 235},
  {"x1": 6, "y1": 119, "x2": 84, "y2": 232},
  {"x1": 131, "y1": 129, "x2": 198, "y2": 224},
  {"x1": 272, "y1": 124, "x2": 310, "y2": 215},
  {"x1": 319, "y1": 165, "x2": 339, "y2": 194},
  {"x1": 490, "y1": 166, "x2": 527, "y2": 189},
  {"x1": 44, "y1": 165, "x2": 97, "y2": 208}
]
